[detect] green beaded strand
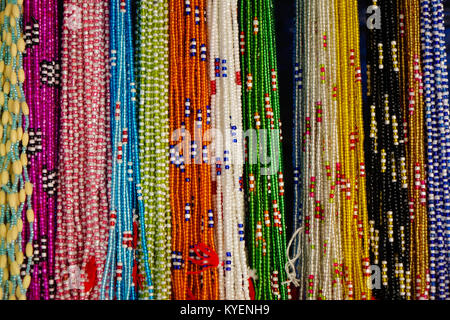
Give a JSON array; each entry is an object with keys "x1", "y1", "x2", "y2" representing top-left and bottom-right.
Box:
[
  {"x1": 135, "y1": 0, "x2": 171, "y2": 300},
  {"x1": 240, "y1": 0, "x2": 288, "y2": 300}
]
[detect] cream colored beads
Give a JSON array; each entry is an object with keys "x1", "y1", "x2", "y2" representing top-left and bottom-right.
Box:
[{"x1": 0, "y1": 0, "x2": 32, "y2": 301}]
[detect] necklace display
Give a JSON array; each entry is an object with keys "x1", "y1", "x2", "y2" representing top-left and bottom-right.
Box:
[
  {"x1": 419, "y1": 0, "x2": 448, "y2": 300},
  {"x1": 207, "y1": 0, "x2": 250, "y2": 300},
  {"x1": 291, "y1": 0, "x2": 344, "y2": 300},
  {"x1": 240, "y1": 0, "x2": 288, "y2": 300},
  {"x1": 399, "y1": 0, "x2": 429, "y2": 300},
  {"x1": 0, "y1": 0, "x2": 34, "y2": 300},
  {"x1": 335, "y1": 0, "x2": 372, "y2": 300},
  {"x1": 365, "y1": 0, "x2": 410, "y2": 300},
  {"x1": 23, "y1": 0, "x2": 59, "y2": 300},
  {"x1": 169, "y1": 0, "x2": 219, "y2": 300},
  {"x1": 135, "y1": 0, "x2": 171, "y2": 300},
  {"x1": 55, "y1": 0, "x2": 110, "y2": 300},
  {"x1": 101, "y1": 0, "x2": 153, "y2": 300}
]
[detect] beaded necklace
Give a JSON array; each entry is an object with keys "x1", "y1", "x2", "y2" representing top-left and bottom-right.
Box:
[
  {"x1": 291, "y1": 0, "x2": 344, "y2": 301},
  {"x1": 335, "y1": 0, "x2": 371, "y2": 300},
  {"x1": 56, "y1": 0, "x2": 110, "y2": 300},
  {"x1": 365, "y1": 0, "x2": 410, "y2": 300},
  {"x1": 240, "y1": 0, "x2": 288, "y2": 300},
  {"x1": 420, "y1": 0, "x2": 450, "y2": 300},
  {"x1": 23, "y1": 0, "x2": 59, "y2": 300},
  {"x1": 169, "y1": 0, "x2": 219, "y2": 300},
  {"x1": 101, "y1": 0, "x2": 153, "y2": 300},
  {"x1": 399, "y1": 0, "x2": 429, "y2": 300},
  {"x1": 135, "y1": 0, "x2": 171, "y2": 300},
  {"x1": 207, "y1": 0, "x2": 249, "y2": 300},
  {"x1": 0, "y1": 0, "x2": 34, "y2": 300}
]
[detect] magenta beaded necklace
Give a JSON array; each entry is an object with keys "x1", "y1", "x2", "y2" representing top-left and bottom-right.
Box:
[
  {"x1": 55, "y1": 0, "x2": 111, "y2": 300},
  {"x1": 23, "y1": 0, "x2": 59, "y2": 300}
]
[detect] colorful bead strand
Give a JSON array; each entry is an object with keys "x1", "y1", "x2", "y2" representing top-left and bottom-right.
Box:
[
  {"x1": 240, "y1": 0, "x2": 288, "y2": 300},
  {"x1": 420, "y1": 0, "x2": 450, "y2": 300},
  {"x1": 207, "y1": 0, "x2": 250, "y2": 300},
  {"x1": 56, "y1": 0, "x2": 111, "y2": 300},
  {"x1": 101, "y1": 0, "x2": 153, "y2": 300},
  {"x1": 291, "y1": 0, "x2": 345, "y2": 300},
  {"x1": 23, "y1": 0, "x2": 59, "y2": 300},
  {"x1": 0, "y1": 0, "x2": 34, "y2": 300},
  {"x1": 169, "y1": 0, "x2": 219, "y2": 300},
  {"x1": 335, "y1": 0, "x2": 371, "y2": 300},
  {"x1": 135, "y1": 0, "x2": 171, "y2": 300}
]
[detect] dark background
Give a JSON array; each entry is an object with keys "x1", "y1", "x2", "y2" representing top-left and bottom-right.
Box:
[{"x1": 274, "y1": 0, "x2": 450, "y2": 232}]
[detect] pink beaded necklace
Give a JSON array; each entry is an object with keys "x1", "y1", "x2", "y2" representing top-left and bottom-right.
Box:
[{"x1": 55, "y1": 0, "x2": 111, "y2": 300}]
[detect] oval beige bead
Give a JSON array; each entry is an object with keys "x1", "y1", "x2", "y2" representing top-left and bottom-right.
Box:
[
  {"x1": 1, "y1": 170, "x2": 8, "y2": 185},
  {"x1": 19, "y1": 188, "x2": 25, "y2": 203},
  {"x1": 17, "y1": 218, "x2": 23, "y2": 233},
  {"x1": 7, "y1": 192, "x2": 17, "y2": 209},
  {"x1": 18, "y1": 68, "x2": 25, "y2": 83},
  {"x1": 25, "y1": 242, "x2": 32, "y2": 257},
  {"x1": 12, "y1": 160, "x2": 22, "y2": 175},
  {"x1": 0, "y1": 287, "x2": 2, "y2": 300},
  {"x1": 0, "y1": 61, "x2": 4, "y2": 73},
  {"x1": 10, "y1": 261, "x2": 19, "y2": 276},
  {"x1": 0, "y1": 255, "x2": 6, "y2": 268},
  {"x1": 25, "y1": 182, "x2": 33, "y2": 196},
  {"x1": 12, "y1": 5, "x2": 20, "y2": 18},
  {"x1": 4, "y1": 3, "x2": 12, "y2": 16},
  {"x1": 5, "y1": 64, "x2": 11, "y2": 79},
  {"x1": 10, "y1": 225, "x2": 18, "y2": 241},
  {"x1": 10, "y1": 129, "x2": 17, "y2": 143},
  {"x1": 17, "y1": 37, "x2": 25, "y2": 53},
  {"x1": 0, "y1": 144, "x2": 4, "y2": 157},
  {"x1": 21, "y1": 102, "x2": 29, "y2": 116},
  {"x1": 16, "y1": 286, "x2": 23, "y2": 299},
  {"x1": 0, "y1": 93, "x2": 4, "y2": 106},
  {"x1": 0, "y1": 223, "x2": 5, "y2": 237},
  {"x1": 3, "y1": 81, "x2": 10, "y2": 94},
  {"x1": 16, "y1": 127, "x2": 23, "y2": 140},
  {"x1": 10, "y1": 72, "x2": 17, "y2": 85},
  {"x1": 11, "y1": 44, "x2": 17, "y2": 58},
  {"x1": 2, "y1": 268, "x2": 8, "y2": 282},
  {"x1": 10, "y1": 16, "x2": 16, "y2": 28},
  {"x1": 1, "y1": 111, "x2": 9, "y2": 125},
  {"x1": 22, "y1": 132, "x2": 29, "y2": 146},
  {"x1": 16, "y1": 251, "x2": 23, "y2": 265},
  {"x1": 10, "y1": 43, "x2": 17, "y2": 57},
  {"x1": 26, "y1": 209, "x2": 34, "y2": 223},
  {"x1": 22, "y1": 275, "x2": 31, "y2": 289},
  {"x1": 5, "y1": 140, "x2": 11, "y2": 153},
  {"x1": 13, "y1": 100, "x2": 20, "y2": 114},
  {"x1": 20, "y1": 155, "x2": 27, "y2": 169},
  {"x1": 6, "y1": 32, "x2": 12, "y2": 46}
]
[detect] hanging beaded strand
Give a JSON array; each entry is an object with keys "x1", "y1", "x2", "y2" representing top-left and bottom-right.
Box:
[
  {"x1": 0, "y1": 0, "x2": 35, "y2": 300},
  {"x1": 101, "y1": 0, "x2": 154, "y2": 300},
  {"x1": 335, "y1": 0, "x2": 372, "y2": 300},
  {"x1": 240, "y1": 0, "x2": 288, "y2": 300},
  {"x1": 420, "y1": 0, "x2": 450, "y2": 300},
  {"x1": 400, "y1": 0, "x2": 429, "y2": 300},
  {"x1": 169, "y1": 0, "x2": 219, "y2": 300},
  {"x1": 23, "y1": 0, "x2": 59, "y2": 300},
  {"x1": 55, "y1": 0, "x2": 111, "y2": 300},
  {"x1": 135, "y1": 0, "x2": 171, "y2": 300},
  {"x1": 207, "y1": 0, "x2": 250, "y2": 300},
  {"x1": 365, "y1": 0, "x2": 410, "y2": 300},
  {"x1": 289, "y1": 0, "x2": 344, "y2": 300}
]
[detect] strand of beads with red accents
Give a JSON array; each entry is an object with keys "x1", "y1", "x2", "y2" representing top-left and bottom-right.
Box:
[{"x1": 55, "y1": 0, "x2": 111, "y2": 300}]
